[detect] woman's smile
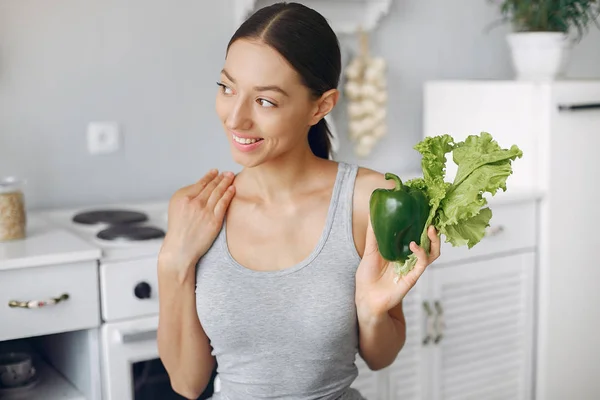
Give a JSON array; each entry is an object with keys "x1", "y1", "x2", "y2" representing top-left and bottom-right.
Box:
[{"x1": 231, "y1": 131, "x2": 265, "y2": 152}]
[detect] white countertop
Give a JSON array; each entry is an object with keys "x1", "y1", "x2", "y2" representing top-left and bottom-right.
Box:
[{"x1": 0, "y1": 214, "x2": 101, "y2": 271}]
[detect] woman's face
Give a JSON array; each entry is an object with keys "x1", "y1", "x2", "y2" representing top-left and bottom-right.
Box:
[{"x1": 215, "y1": 39, "x2": 329, "y2": 167}]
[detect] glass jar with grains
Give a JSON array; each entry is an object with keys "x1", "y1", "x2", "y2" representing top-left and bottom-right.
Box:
[{"x1": 0, "y1": 177, "x2": 27, "y2": 241}]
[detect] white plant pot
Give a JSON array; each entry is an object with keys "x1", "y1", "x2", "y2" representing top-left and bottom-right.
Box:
[{"x1": 507, "y1": 32, "x2": 573, "y2": 81}]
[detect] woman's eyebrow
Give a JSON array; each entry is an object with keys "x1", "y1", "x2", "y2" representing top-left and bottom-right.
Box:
[
  {"x1": 221, "y1": 68, "x2": 289, "y2": 97},
  {"x1": 253, "y1": 85, "x2": 289, "y2": 97}
]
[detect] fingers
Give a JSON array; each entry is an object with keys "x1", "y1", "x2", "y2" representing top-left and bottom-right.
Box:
[
  {"x1": 180, "y1": 169, "x2": 219, "y2": 197},
  {"x1": 428, "y1": 225, "x2": 441, "y2": 260},
  {"x1": 207, "y1": 172, "x2": 235, "y2": 209},
  {"x1": 409, "y1": 240, "x2": 428, "y2": 262},
  {"x1": 195, "y1": 172, "x2": 226, "y2": 204},
  {"x1": 214, "y1": 185, "x2": 236, "y2": 219},
  {"x1": 409, "y1": 226, "x2": 440, "y2": 261},
  {"x1": 401, "y1": 225, "x2": 441, "y2": 285}
]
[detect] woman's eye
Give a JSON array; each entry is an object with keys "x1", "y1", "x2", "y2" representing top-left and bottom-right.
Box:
[
  {"x1": 258, "y1": 99, "x2": 276, "y2": 108},
  {"x1": 216, "y1": 82, "x2": 233, "y2": 95}
]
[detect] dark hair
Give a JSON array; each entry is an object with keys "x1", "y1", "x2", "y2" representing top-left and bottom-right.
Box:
[{"x1": 226, "y1": 2, "x2": 341, "y2": 160}]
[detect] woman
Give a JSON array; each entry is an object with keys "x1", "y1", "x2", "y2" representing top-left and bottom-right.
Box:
[{"x1": 157, "y1": 3, "x2": 440, "y2": 399}]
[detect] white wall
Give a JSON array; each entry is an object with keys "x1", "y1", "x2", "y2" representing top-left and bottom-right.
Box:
[{"x1": 1, "y1": 0, "x2": 599, "y2": 209}]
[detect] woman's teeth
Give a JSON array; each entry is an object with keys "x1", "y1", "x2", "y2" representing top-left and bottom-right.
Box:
[{"x1": 233, "y1": 134, "x2": 262, "y2": 144}]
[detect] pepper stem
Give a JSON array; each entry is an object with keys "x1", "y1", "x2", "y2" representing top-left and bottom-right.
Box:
[{"x1": 384, "y1": 173, "x2": 403, "y2": 191}]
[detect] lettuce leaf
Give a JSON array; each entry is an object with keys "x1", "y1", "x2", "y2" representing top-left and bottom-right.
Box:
[
  {"x1": 437, "y1": 133, "x2": 523, "y2": 247},
  {"x1": 399, "y1": 134, "x2": 454, "y2": 276},
  {"x1": 393, "y1": 132, "x2": 522, "y2": 276}
]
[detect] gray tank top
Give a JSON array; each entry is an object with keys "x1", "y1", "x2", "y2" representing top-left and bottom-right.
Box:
[{"x1": 195, "y1": 162, "x2": 366, "y2": 400}]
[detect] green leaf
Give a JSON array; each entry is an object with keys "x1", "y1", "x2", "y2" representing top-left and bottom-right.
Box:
[
  {"x1": 440, "y1": 161, "x2": 517, "y2": 226},
  {"x1": 438, "y1": 132, "x2": 522, "y2": 248},
  {"x1": 440, "y1": 207, "x2": 493, "y2": 248},
  {"x1": 398, "y1": 135, "x2": 455, "y2": 275},
  {"x1": 451, "y1": 132, "x2": 523, "y2": 189},
  {"x1": 407, "y1": 134, "x2": 455, "y2": 252}
]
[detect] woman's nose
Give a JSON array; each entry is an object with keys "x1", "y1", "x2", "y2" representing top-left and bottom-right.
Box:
[{"x1": 226, "y1": 99, "x2": 253, "y2": 131}]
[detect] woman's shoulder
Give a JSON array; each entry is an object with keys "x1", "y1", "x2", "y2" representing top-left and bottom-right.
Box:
[
  {"x1": 346, "y1": 166, "x2": 396, "y2": 255},
  {"x1": 353, "y1": 166, "x2": 395, "y2": 207}
]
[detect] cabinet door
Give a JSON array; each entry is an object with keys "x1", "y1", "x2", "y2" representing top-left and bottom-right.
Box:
[
  {"x1": 430, "y1": 252, "x2": 535, "y2": 400},
  {"x1": 387, "y1": 277, "x2": 428, "y2": 400}
]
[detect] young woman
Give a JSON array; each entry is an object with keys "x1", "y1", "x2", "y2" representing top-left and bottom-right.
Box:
[{"x1": 157, "y1": 3, "x2": 440, "y2": 399}]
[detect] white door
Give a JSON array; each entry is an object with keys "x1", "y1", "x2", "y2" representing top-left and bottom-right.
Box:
[
  {"x1": 100, "y1": 315, "x2": 160, "y2": 400},
  {"x1": 429, "y1": 253, "x2": 535, "y2": 400},
  {"x1": 536, "y1": 84, "x2": 600, "y2": 400}
]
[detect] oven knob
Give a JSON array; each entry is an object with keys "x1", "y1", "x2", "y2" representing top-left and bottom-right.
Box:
[{"x1": 134, "y1": 282, "x2": 152, "y2": 299}]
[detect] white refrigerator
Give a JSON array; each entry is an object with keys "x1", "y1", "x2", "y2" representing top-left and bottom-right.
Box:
[{"x1": 423, "y1": 79, "x2": 600, "y2": 400}]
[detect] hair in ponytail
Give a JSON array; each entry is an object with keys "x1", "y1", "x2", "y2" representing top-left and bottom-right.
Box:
[
  {"x1": 308, "y1": 119, "x2": 333, "y2": 160},
  {"x1": 227, "y1": 2, "x2": 341, "y2": 160}
]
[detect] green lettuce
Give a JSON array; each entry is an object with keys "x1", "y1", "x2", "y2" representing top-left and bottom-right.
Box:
[{"x1": 396, "y1": 132, "x2": 523, "y2": 276}]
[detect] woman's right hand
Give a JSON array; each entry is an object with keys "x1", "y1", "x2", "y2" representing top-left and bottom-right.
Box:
[{"x1": 159, "y1": 169, "x2": 236, "y2": 272}]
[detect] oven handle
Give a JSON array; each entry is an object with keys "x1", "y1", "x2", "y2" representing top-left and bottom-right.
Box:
[
  {"x1": 558, "y1": 102, "x2": 600, "y2": 112},
  {"x1": 116, "y1": 329, "x2": 157, "y2": 344}
]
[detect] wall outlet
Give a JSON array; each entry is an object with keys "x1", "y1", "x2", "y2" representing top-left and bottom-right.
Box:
[{"x1": 87, "y1": 122, "x2": 120, "y2": 155}]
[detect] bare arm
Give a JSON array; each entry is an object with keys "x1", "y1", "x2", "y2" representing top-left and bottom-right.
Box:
[
  {"x1": 157, "y1": 257, "x2": 215, "y2": 399},
  {"x1": 157, "y1": 169, "x2": 235, "y2": 398},
  {"x1": 357, "y1": 301, "x2": 406, "y2": 370}
]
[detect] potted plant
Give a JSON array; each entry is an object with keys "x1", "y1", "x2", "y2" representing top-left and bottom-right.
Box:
[{"x1": 491, "y1": 0, "x2": 600, "y2": 80}]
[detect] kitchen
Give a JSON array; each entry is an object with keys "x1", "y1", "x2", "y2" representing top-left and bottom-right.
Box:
[{"x1": 1, "y1": 1, "x2": 600, "y2": 400}]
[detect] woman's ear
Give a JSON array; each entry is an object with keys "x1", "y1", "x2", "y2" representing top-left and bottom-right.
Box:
[{"x1": 309, "y1": 89, "x2": 339, "y2": 125}]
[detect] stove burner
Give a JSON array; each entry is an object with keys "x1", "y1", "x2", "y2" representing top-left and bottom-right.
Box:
[
  {"x1": 97, "y1": 225, "x2": 165, "y2": 241},
  {"x1": 73, "y1": 210, "x2": 148, "y2": 225}
]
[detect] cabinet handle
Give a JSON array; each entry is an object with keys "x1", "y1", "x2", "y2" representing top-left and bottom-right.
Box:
[
  {"x1": 484, "y1": 225, "x2": 504, "y2": 237},
  {"x1": 422, "y1": 301, "x2": 435, "y2": 345},
  {"x1": 116, "y1": 329, "x2": 157, "y2": 344},
  {"x1": 558, "y1": 102, "x2": 600, "y2": 111},
  {"x1": 434, "y1": 301, "x2": 445, "y2": 344},
  {"x1": 8, "y1": 293, "x2": 69, "y2": 309}
]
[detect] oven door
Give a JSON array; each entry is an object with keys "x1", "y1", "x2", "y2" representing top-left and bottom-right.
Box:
[{"x1": 100, "y1": 315, "x2": 216, "y2": 400}]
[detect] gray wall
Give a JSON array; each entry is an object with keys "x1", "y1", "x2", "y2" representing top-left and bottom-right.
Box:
[{"x1": 1, "y1": 0, "x2": 599, "y2": 210}]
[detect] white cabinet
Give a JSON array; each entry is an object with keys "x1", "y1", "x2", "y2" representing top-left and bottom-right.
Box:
[
  {"x1": 354, "y1": 198, "x2": 537, "y2": 400},
  {"x1": 429, "y1": 252, "x2": 535, "y2": 400},
  {"x1": 0, "y1": 260, "x2": 100, "y2": 342},
  {"x1": 423, "y1": 80, "x2": 600, "y2": 400}
]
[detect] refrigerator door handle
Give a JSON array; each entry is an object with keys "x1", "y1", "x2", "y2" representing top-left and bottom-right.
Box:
[{"x1": 558, "y1": 102, "x2": 600, "y2": 112}]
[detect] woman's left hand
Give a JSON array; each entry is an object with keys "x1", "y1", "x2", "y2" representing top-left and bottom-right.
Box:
[{"x1": 355, "y1": 217, "x2": 441, "y2": 320}]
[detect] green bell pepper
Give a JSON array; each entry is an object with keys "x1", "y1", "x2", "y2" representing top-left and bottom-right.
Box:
[{"x1": 369, "y1": 173, "x2": 431, "y2": 264}]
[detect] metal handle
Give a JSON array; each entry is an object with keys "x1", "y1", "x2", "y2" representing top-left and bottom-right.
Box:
[
  {"x1": 117, "y1": 329, "x2": 157, "y2": 344},
  {"x1": 558, "y1": 102, "x2": 600, "y2": 112},
  {"x1": 434, "y1": 300, "x2": 445, "y2": 344},
  {"x1": 8, "y1": 293, "x2": 69, "y2": 309},
  {"x1": 485, "y1": 225, "x2": 504, "y2": 237},
  {"x1": 422, "y1": 301, "x2": 435, "y2": 345}
]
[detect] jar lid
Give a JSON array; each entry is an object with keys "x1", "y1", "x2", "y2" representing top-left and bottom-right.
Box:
[{"x1": 0, "y1": 177, "x2": 25, "y2": 194}]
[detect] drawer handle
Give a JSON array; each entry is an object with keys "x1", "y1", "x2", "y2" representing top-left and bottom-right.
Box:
[
  {"x1": 485, "y1": 225, "x2": 504, "y2": 237},
  {"x1": 422, "y1": 301, "x2": 435, "y2": 345},
  {"x1": 433, "y1": 300, "x2": 445, "y2": 344},
  {"x1": 8, "y1": 293, "x2": 69, "y2": 309},
  {"x1": 117, "y1": 329, "x2": 158, "y2": 344}
]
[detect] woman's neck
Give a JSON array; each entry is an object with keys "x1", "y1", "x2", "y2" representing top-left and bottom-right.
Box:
[{"x1": 237, "y1": 148, "x2": 332, "y2": 204}]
